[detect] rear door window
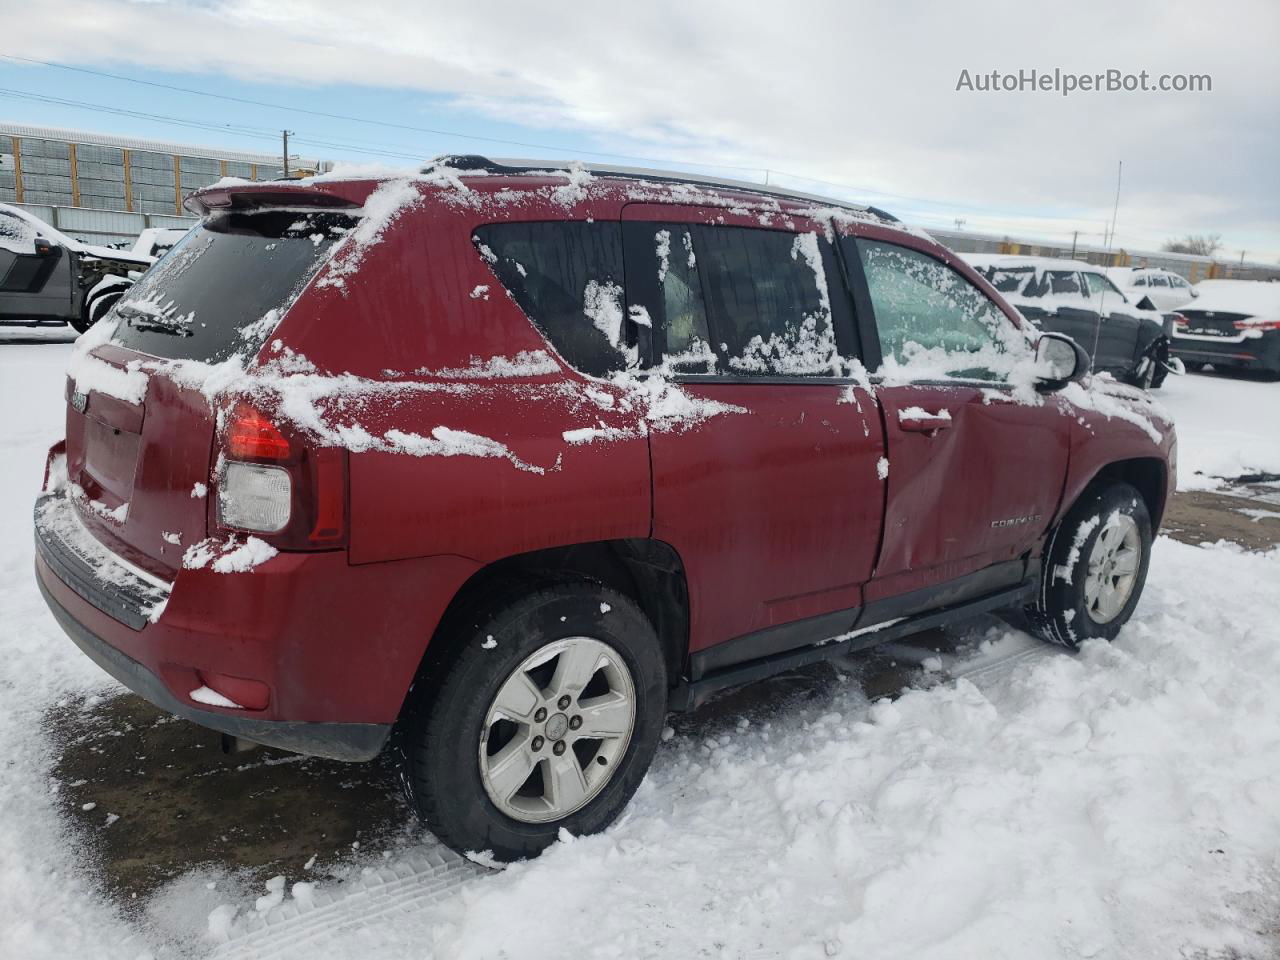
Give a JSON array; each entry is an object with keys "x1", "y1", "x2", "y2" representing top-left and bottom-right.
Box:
[
  {"x1": 474, "y1": 222, "x2": 628, "y2": 378},
  {"x1": 108, "y1": 209, "x2": 352, "y2": 362},
  {"x1": 1047, "y1": 271, "x2": 1083, "y2": 295},
  {"x1": 690, "y1": 225, "x2": 842, "y2": 377}
]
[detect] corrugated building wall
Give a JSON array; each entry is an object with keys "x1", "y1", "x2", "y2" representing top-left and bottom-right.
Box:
[{"x1": 0, "y1": 123, "x2": 324, "y2": 245}]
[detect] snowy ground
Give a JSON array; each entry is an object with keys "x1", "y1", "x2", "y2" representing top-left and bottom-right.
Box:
[
  {"x1": 1, "y1": 338, "x2": 1278, "y2": 960},
  {"x1": 1157, "y1": 369, "x2": 1280, "y2": 489}
]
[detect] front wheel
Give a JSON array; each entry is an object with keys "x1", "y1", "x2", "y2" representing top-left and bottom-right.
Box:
[
  {"x1": 402, "y1": 581, "x2": 667, "y2": 861},
  {"x1": 1027, "y1": 482, "x2": 1153, "y2": 648}
]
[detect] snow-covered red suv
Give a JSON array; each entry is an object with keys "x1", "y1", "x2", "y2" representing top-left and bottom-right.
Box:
[{"x1": 34, "y1": 158, "x2": 1175, "y2": 860}]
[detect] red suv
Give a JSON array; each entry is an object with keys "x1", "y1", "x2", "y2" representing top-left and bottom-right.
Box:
[{"x1": 35, "y1": 158, "x2": 1175, "y2": 860}]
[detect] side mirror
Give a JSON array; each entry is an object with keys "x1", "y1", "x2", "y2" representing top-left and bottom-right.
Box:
[
  {"x1": 1190, "y1": 288, "x2": 1199, "y2": 298},
  {"x1": 1035, "y1": 332, "x2": 1091, "y2": 390},
  {"x1": 33, "y1": 237, "x2": 55, "y2": 257}
]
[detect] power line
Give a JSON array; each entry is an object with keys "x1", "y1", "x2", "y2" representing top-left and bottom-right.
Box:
[
  {"x1": 0, "y1": 52, "x2": 767, "y2": 173},
  {"x1": 0, "y1": 63, "x2": 1209, "y2": 244},
  {"x1": 0, "y1": 51, "x2": 1144, "y2": 229}
]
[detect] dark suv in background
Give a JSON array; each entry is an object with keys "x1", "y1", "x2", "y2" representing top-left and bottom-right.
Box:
[{"x1": 35, "y1": 158, "x2": 1175, "y2": 860}]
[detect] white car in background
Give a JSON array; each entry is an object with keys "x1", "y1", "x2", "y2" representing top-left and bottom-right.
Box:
[
  {"x1": 129, "y1": 226, "x2": 189, "y2": 260},
  {"x1": 1105, "y1": 266, "x2": 1198, "y2": 312}
]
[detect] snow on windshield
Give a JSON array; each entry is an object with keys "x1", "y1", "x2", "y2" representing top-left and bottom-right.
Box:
[{"x1": 0, "y1": 211, "x2": 39, "y2": 254}]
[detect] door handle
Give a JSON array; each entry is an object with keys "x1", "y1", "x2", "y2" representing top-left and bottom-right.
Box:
[{"x1": 897, "y1": 408, "x2": 953, "y2": 433}]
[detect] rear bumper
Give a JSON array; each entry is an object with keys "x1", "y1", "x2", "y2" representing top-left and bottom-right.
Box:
[
  {"x1": 37, "y1": 572, "x2": 389, "y2": 761},
  {"x1": 1170, "y1": 331, "x2": 1280, "y2": 372},
  {"x1": 33, "y1": 492, "x2": 480, "y2": 761}
]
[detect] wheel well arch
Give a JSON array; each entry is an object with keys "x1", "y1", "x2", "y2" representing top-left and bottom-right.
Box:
[
  {"x1": 1076, "y1": 457, "x2": 1169, "y2": 528},
  {"x1": 405, "y1": 538, "x2": 691, "y2": 711}
]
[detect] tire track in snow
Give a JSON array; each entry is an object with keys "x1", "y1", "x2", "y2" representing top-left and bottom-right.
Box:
[{"x1": 212, "y1": 631, "x2": 1056, "y2": 959}]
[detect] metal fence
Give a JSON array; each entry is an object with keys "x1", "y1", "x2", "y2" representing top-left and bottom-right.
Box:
[
  {"x1": 5, "y1": 201, "x2": 194, "y2": 248},
  {"x1": 930, "y1": 227, "x2": 1280, "y2": 283}
]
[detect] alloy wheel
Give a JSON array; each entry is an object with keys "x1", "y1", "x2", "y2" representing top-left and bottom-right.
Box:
[
  {"x1": 479, "y1": 636, "x2": 636, "y2": 823},
  {"x1": 1084, "y1": 514, "x2": 1142, "y2": 624}
]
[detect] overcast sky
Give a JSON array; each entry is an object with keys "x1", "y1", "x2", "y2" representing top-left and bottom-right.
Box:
[{"x1": 2, "y1": 0, "x2": 1277, "y2": 260}]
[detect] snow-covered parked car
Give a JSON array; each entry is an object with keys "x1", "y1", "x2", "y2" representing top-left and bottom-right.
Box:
[
  {"x1": 1170, "y1": 279, "x2": 1280, "y2": 377},
  {"x1": 35, "y1": 159, "x2": 1176, "y2": 862},
  {"x1": 965, "y1": 254, "x2": 1171, "y2": 389},
  {"x1": 1105, "y1": 266, "x2": 1198, "y2": 312},
  {"x1": 0, "y1": 202, "x2": 152, "y2": 333}
]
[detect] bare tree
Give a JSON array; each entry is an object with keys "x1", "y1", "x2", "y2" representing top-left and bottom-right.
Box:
[{"x1": 1162, "y1": 233, "x2": 1223, "y2": 257}]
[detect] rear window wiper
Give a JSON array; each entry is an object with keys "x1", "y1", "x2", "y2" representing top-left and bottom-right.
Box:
[
  {"x1": 126, "y1": 320, "x2": 194, "y2": 337},
  {"x1": 117, "y1": 301, "x2": 195, "y2": 336}
]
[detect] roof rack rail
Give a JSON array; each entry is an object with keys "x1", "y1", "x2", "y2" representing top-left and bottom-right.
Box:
[{"x1": 423, "y1": 155, "x2": 898, "y2": 222}]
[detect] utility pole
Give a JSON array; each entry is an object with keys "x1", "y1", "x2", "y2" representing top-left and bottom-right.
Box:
[
  {"x1": 954, "y1": 217, "x2": 966, "y2": 231},
  {"x1": 282, "y1": 129, "x2": 293, "y2": 178},
  {"x1": 1240, "y1": 250, "x2": 1247, "y2": 266},
  {"x1": 1070, "y1": 230, "x2": 1078, "y2": 259}
]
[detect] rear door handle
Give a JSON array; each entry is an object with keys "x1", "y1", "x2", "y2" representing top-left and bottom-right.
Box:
[{"x1": 897, "y1": 408, "x2": 953, "y2": 433}]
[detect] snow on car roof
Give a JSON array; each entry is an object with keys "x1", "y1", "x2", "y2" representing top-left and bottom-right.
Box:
[
  {"x1": 1187, "y1": 280, "x2": 1280, "y2": 317},
  {"x1": 962, "y1": 253, "x2": 1100, "y2": 274}
]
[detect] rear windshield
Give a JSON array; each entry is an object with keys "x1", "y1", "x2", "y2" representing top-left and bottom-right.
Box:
[{"x1": 108, "y1": 209, "x2": 353, "y2": 362}]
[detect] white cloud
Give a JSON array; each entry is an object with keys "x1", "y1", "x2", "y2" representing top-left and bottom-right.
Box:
[{"x1": 7, "y1": 0, "x2": 1278, "y2": 257}]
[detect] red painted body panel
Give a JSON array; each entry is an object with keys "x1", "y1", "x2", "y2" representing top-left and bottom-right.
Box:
[
  {"x1": 867, "y1": 384, "x2": 1072, "y2": 601},
  {"x1": 65, "y1": 360, "x2": 215, "y2": 580},
  {"x1": 40, "y1": 171, "x2": 1176, "y2": 751},
  {"x1": 1056, "y1": 393, "x2": 1175, "y2": 526},
  {"x1": 346, "y1": 381, "x2": 651, "y2": 565},
  {"x1": 651, "y1": 381, "x2": 885, "y2": 653},
  {"x1": 35, "y1": 546, "x2": 477, "y2": 724}
]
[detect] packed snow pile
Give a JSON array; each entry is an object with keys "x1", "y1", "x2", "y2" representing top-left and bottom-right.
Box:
[{"x1": 182, "y1": 535, "x2": 278, "y2": 574}]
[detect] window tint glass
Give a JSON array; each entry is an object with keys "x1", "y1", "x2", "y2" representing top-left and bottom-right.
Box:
[
  {"x1": 1084, "y1": 273, "x2": 1115, "y2": 298},
  {"x1": 1150, "y1": 274, "x2": 1169, "y2": 287},
  {"x1": 108, "y1": 210, "x2": 351, "y2": 362},
  {"x1": 853, "y1": 239, "x2": 1019, "y2": 381},
  {"x1": 475, "y1": 222, "x2": 628, "y2": 377},
  {"x1": 653, "y1": 226, "x2": 714, "y2": 371},
  {"x1": 987, "y1": 267, "x2": 1035, "y2": 293},
  {"x1": 1047, "y1": 271, "x2": 1082, "y2": 295},
  {"x1": 1133, "y1": 276, "x2": 1148, "y2": 286},
  {"x1": 692, "y1": 225, "x2": 839, "y2": 376}
]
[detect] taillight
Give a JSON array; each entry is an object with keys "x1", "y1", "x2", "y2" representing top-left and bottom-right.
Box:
[
  {"x1": 218, "y1": 462, "x2": 291, "y2": 533},
  {"x1": 215, "y1": 401, "x2": 347, "y2": 549},
  {"x1": 1233, "y1": 318, "x2": 1280, "y2": 331},
  {"x1": 1171, "y1": 313, "x2": 1188, "y2": 329},
  {"x1": 226, "y1": 401, "x2": 290, "y2": 460}
]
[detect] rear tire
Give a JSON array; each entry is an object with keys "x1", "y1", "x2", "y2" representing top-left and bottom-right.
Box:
[
  {"x1": 1026, "y1": 482, "x2": 1152, "y2": 648},
  {"x1": 401, "y1": 580, "x2": 667, "y2": 861}
]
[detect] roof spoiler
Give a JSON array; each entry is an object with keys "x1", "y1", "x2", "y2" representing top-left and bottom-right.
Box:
[{"x1": 184, "y1": 184, "x2": 363, "y2": 216}]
